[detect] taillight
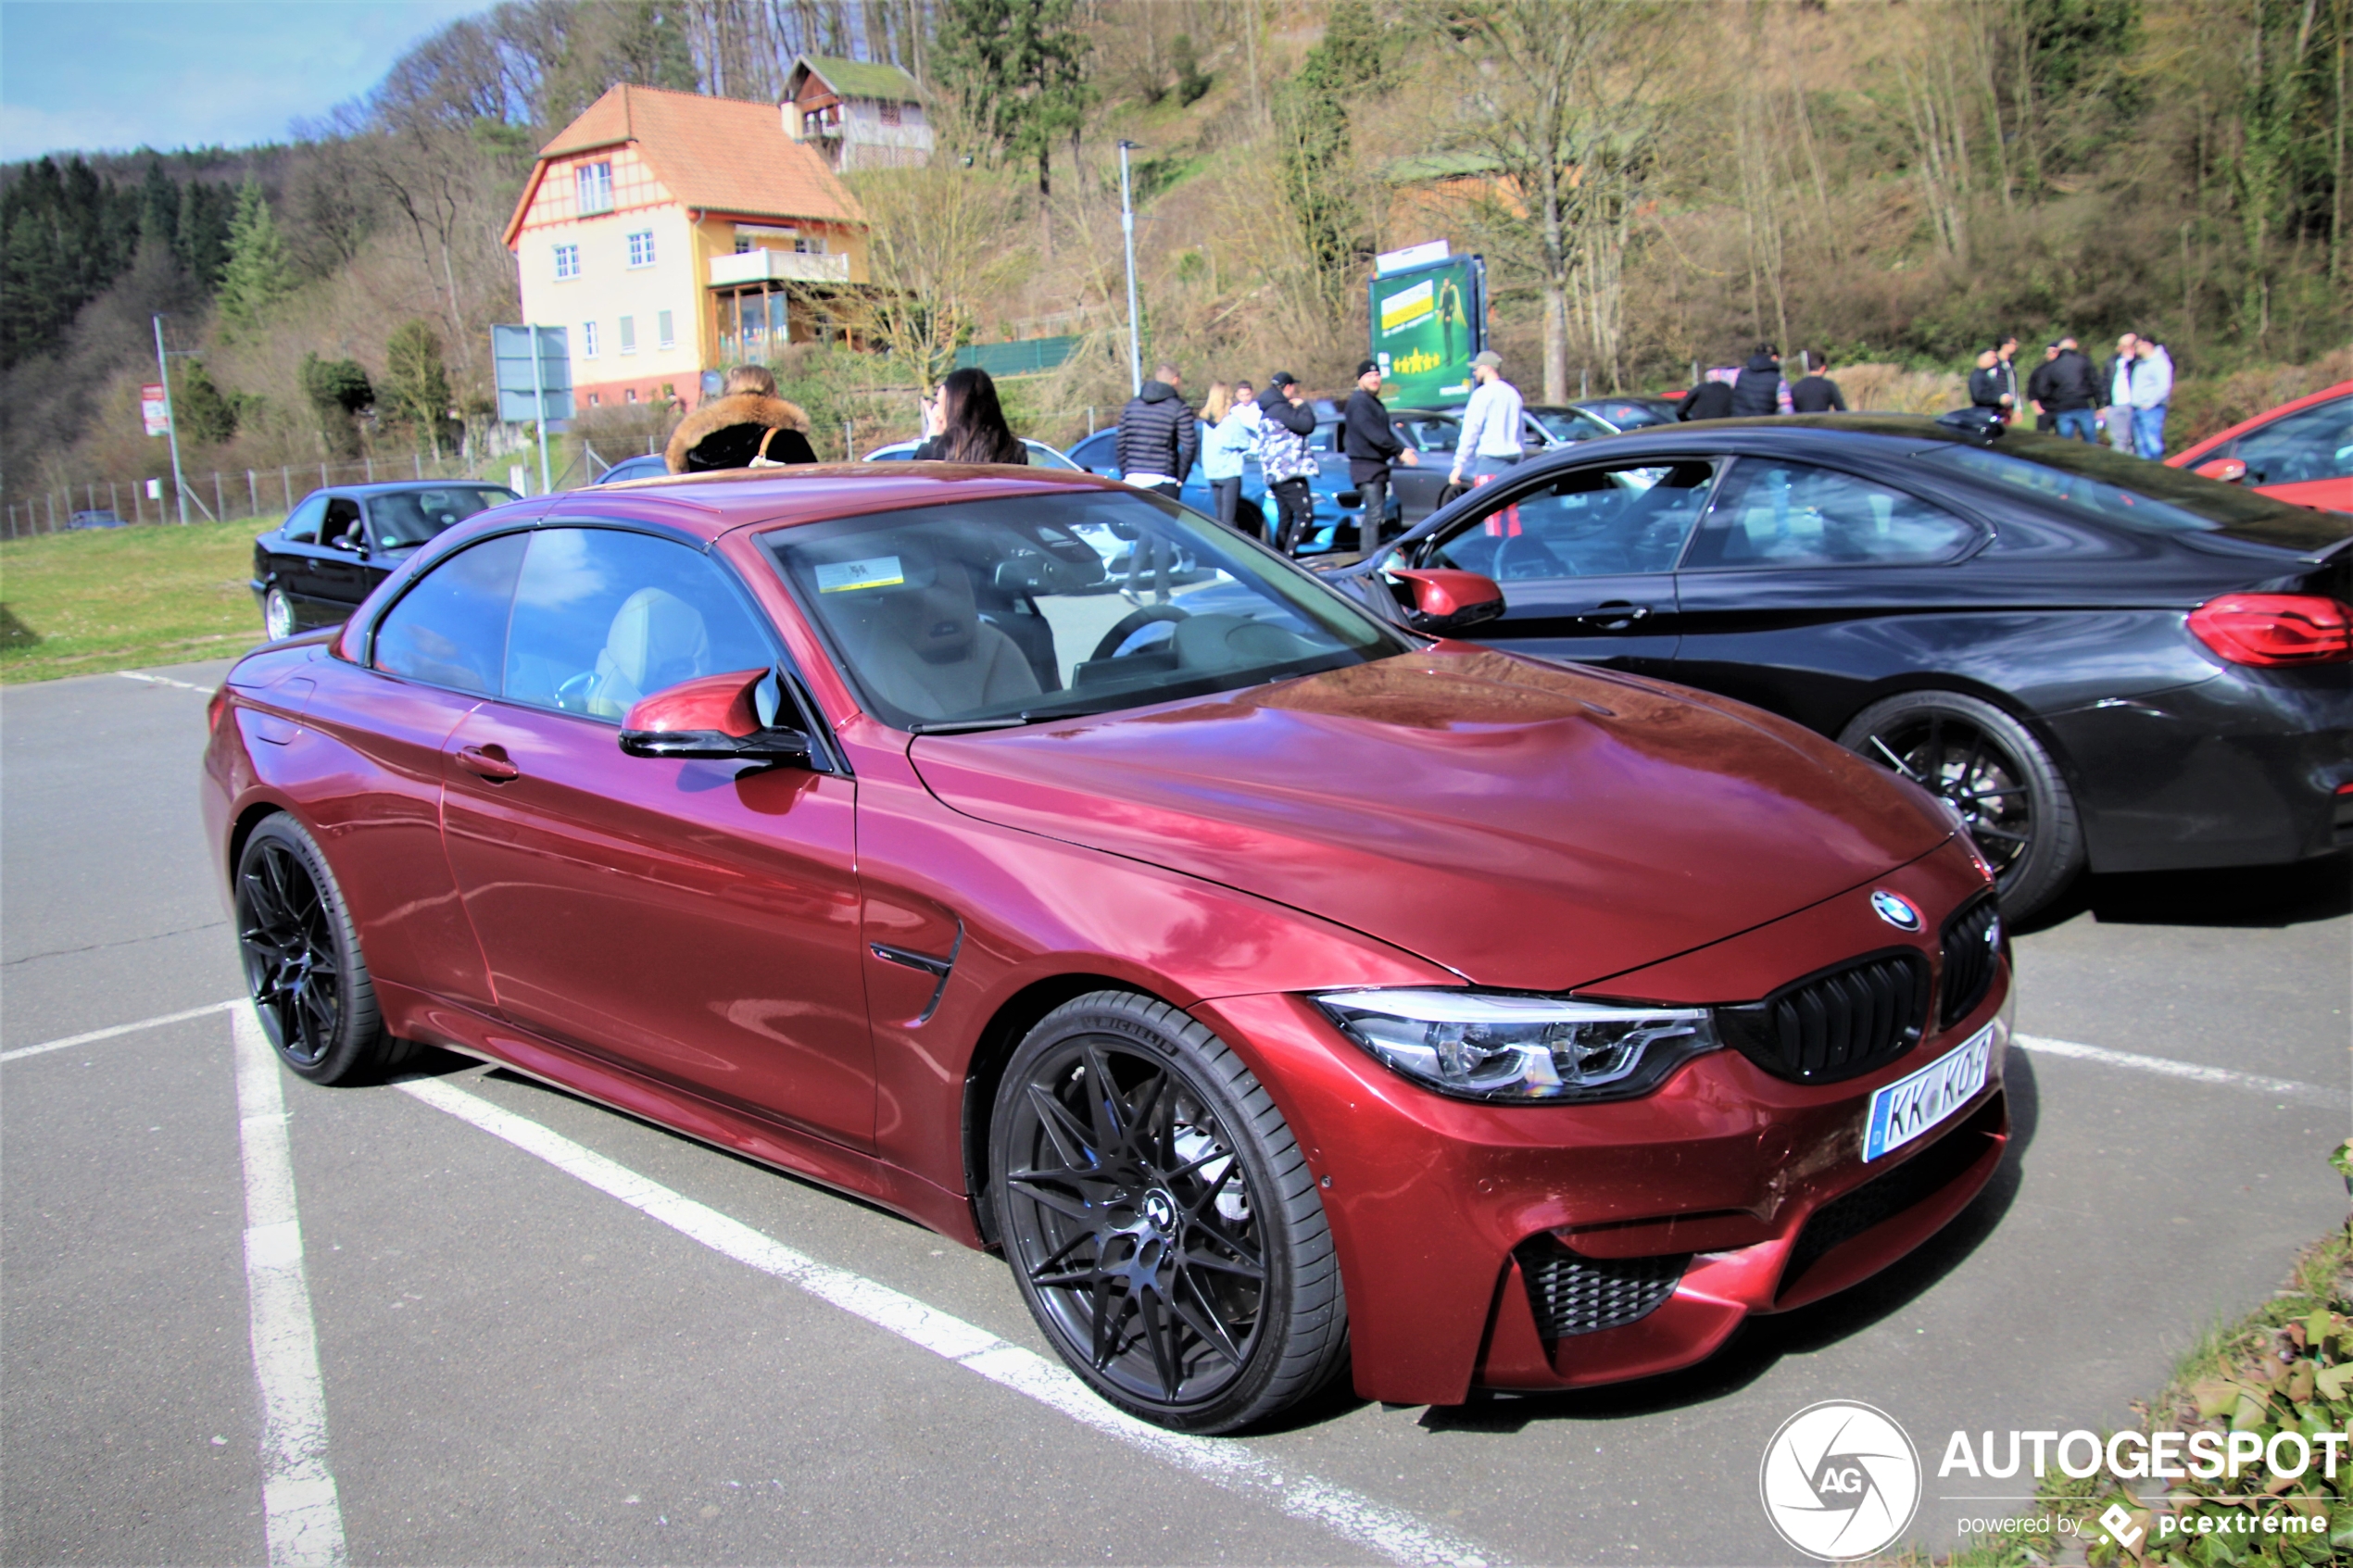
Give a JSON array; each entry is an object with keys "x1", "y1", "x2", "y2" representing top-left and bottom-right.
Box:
[{"x1": 2185, "y1": 595, "x2": 2353, "y2": 666}]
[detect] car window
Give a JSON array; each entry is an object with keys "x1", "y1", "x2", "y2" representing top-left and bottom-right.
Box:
[
  {"x1": 1310, "y1": 422, "x2": 1340, "y2": 452},
  {"x1": 1586, "y1": 400, "x2": 1673, "y2": 430},
  {"x1": 282, "y1": 495, "x2": 328, "y2": 545},
  {"x1": 1026, "y1": 441, "x2": 1080, "y2": 471},
  {"x1": 1684, "y1": 459, "x2": 1977, "y2": 570},
  {"x1": 1428, "y1": 461, "x2": 1716, "y2": 580},
  {"x1": 1395, "y1": 415, "x2": 1461, "y2": 454},
  {"x1": 2229, "y1": 397, "x2": 2353, "y2": 484},
  {"x1": 372, "y1": 533, "x2": 527, "y2": 694},
  {"x1": 766, "y1": 490, "x2": 1403, "y2": 729},
  {"x1": 1912, "y1": 439, "x2": 2296, "y2": 534},
  {"x1": 1530, "y1": 408, "x2": 1611, "y2": 444},
  {"x1": 322, "y1": 497, "x2": 364, "y2": 547},
  {"x1": 367, "y1": 488, "x2": 510, "y2": 549},
  {"x1": 1067, "y1": 431, "x2": 1117, "y2": 472},
  {"x1": 503, "y1": 529, "x2": 776, "y2": 721}
]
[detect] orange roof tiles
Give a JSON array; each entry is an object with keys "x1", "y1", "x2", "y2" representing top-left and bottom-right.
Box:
[{"x1": 507, "y1": 83, "x2": 862, "y2": 246}]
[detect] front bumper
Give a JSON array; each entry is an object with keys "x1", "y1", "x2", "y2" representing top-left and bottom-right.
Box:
[{"x1": 1190, "y1": 836, "x2": 2010, "y2": 1407}]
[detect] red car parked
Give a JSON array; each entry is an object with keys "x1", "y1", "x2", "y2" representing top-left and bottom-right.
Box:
[
  {"x1": 2168, "y1": 380, "x2": 2353, "y2": 514},
  {"x1": 202, "y1": 467, "x2": 2011, "y2": 1432}
]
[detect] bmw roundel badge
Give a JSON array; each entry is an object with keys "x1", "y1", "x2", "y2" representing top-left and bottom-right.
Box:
[{"x1": 1870, "y1": 890, "x2": 1923, "y2": 932}]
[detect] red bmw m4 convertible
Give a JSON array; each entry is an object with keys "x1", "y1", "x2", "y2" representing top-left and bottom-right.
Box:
[{"x1": 201, "y1": 465, "x2": 2012, "y2": 1433}]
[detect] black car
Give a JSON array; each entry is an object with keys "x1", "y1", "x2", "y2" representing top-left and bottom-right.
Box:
[
  {"x1": 253, "y1": 483, "x2": 519, "y2": 639},
  {"x1": 1339, "y1": 415, "x2": 2352, "y2": 918},
  {"x1": 1525, "y1": 397, "x2": 1680, "y2": 445}
]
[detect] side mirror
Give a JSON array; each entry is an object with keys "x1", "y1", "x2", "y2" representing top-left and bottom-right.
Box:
[
  {"x1": 618, "y1": 668, "x2": 812, "y2": 763},
  {"x1": 2196, "y1": 457, "x2": 2248, "y2": 483},
  {"x1": 329, "y1": 533, "x2": 366, "y2": 555},
  {"x1": 1388, "y1": 568, "x2": 1504, "y2": 636}
]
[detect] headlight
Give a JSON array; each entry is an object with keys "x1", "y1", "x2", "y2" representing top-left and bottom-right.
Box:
[{"x1": 1313, "y1": 989, "x2": 1720, "y2": 1103}]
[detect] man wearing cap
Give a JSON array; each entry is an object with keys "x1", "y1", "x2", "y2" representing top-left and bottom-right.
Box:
[
  {"x1": 1450, "y1": 349, "x2": 1526, "y2": 492},
  {"x1": 1254, "y1": 372, "x2": 1320, "y2": 551},
  {"x1": 1342, "y1": 358, "x2": 1416, "y2": 556}
]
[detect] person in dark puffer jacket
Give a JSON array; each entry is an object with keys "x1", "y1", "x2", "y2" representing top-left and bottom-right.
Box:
[
  {"x1": 1729, "y1": 345, "x2": 1784, "y2": 417},
  {"x1": 1114, "y1": 364, "x2": 1198, "y2": 497}
]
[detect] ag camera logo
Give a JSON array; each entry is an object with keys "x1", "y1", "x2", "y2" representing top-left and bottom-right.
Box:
[{"x1": 1759, "y1": 1400, "x2": 1921, "y2": 1561}]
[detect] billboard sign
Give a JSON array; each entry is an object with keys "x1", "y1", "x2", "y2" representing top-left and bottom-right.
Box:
[
  {"x1": 1367, "y1": 255, "x2": 1484, "y2": 408},
  {"x1": 141, "y1": 383, "x2": 170, "y2": 436},
  {"x1": 491, "y1": 324, "x2": 573, "y2": 424}
]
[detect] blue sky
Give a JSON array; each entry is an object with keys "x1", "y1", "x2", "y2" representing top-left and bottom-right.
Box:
[{"x1": 1, "y1": 1, "x2": 493, "y2": 162}]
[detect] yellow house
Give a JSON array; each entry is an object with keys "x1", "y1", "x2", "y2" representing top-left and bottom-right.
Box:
[{"x1": 503, "y1": 82, "x2": 872, "y2": 413}]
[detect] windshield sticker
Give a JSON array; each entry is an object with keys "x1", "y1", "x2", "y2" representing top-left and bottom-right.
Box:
[{"x1": 815, "y1": 556, "x2": 905, "y2": 593}]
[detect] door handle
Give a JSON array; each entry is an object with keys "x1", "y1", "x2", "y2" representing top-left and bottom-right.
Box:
[
  {"x1": 1567, "y1": 601, "x2": 1653, "y2": 629},
  {"x1": 456, "y1": 744, "x2": 520, "y2": 783}
]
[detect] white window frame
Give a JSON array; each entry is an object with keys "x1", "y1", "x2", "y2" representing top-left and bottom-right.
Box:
[
  {"x1": 626, "y1": 230, "x2": 655, "y2": 269},
  {"x1": 581, "y1": 320, "x2": 599, "y2": 358},
  {"x1": 552, "y1": 243, "x2": 580, "y2": 281},
  {"x1": 577, "y1": 161, "x2": 613, "y2": 215}
]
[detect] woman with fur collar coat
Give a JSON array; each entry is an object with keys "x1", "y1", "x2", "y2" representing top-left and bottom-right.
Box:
[{"x1": 663, "y1": 367, "x2": 819, "y2": 472}]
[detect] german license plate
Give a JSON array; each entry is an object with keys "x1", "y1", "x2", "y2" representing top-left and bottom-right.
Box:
[{"x1": 1863, "y1": 1023, "x2": 1993, "y2": 1161}]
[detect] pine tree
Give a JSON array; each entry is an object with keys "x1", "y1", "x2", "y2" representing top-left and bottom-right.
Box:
[
  {"x1": 216, "y1": 178, "x2": 295, "y2": 334},
  {"x1": 172, "y1": 358, "x2": 240, "y2": 445},
  {"x1": 934, "y1": 0, "x2": 1091, "y2": 196},
  {"x1": 138, "y1": 162, "x2": 180, "y2": 256},
  {"x1": 175, "y1": 181, "x2": 232, "y2": 289}
]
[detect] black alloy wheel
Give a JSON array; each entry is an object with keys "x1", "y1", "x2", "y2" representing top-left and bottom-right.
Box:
[
  {"x1": 989, "y1": 992, "x2": 1348, "y2": 1433},
  {"x1": 234, "y1": 814, "x2": 408, "y2": 1084},
  {"x1": 1839, "y1": 690, "x2": 2083, "y2": 921}
]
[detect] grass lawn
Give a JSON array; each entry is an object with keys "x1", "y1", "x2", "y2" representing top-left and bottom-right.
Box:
[{"x1": 0, "y1": 518, "x2": 274, "y2": 683}]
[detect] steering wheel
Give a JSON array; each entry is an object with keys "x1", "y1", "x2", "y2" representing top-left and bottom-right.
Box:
[{"x1": 1090, "y1": 604, "x2": 1189, "y2": 662}]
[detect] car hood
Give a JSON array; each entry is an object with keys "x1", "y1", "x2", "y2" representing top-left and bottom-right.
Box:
[{"x1": 909, "y1": 648, "x2": 1950, "y2": 992}]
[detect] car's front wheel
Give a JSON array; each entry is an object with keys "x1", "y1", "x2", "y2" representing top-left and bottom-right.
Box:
[
  {"x1": 235, "y1": 815, "x2": 414, "y2": 1084},
  {"x1": 262, "y1": 586, "x2": 296, "y2": 641},
  {"x1": 988, "y1": 991, "x2": 1349, "y2": 1433},
  {"x1": 1838, "y1": 690, "x2": 2083, "y2": 921}
]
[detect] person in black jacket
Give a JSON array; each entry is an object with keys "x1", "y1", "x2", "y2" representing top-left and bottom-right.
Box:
[
  {"x1": 1729, "y1": 345, "x2": 1784, "y2": 417},
  {"x1": 1114, "y1": 363, "x2": 1197, "y2": 497},
  {"x1": 1679, "y1": 376, "x2": 1735, "y2": 420},
  {"x1": 1341, "y1": 358, "x2": 1416, "y2": 556},
  {"x1": 1789, "y1": 351, "x2": 1847, "y2": 414},
  {"x1": 910, "y1": 368, "x2": 1028, "y2": 463},
  {"x1": 2024, "y1": 343, "x2": 2063, "y2": 431},
  {"x1": 2036, "y1": 337, "x2": 2100, "y2": 442},
  {"x1": 1255, "y1": 372, "x2": 1319, "y2": 551}
]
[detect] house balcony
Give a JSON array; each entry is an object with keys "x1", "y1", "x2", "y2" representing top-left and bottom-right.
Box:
[{"x1": 707, "y1": 248, "x2": 849, "y2": 286}]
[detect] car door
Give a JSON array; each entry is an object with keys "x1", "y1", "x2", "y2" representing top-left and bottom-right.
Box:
[
  {"x1": 262, "y1": 495, "x2": 331, "y2": 626},
  {"x1": 1414, "y1": 457, "x2": 1717, "y2": 672},
  {"x1": 1390, "y1": 414, "x2": 1461, "y2": 524},
  {"x1": 2218, "y1": 395, "x2": 2353, "y2": 513},
  {"x1": 1670, "y1": 455, "x2": 1991, "y2": 734},
  {"x1": 303, "y1": 495, "x2": 372, "y2": 619},
  {"x1": 434, "y1": 523, "x2": 874, "y2": 1149}
]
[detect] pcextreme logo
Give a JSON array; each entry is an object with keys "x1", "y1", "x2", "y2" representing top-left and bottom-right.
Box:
[{"x1": 1758, "y1": 1400, "x2": 1922, "y2": 1562}]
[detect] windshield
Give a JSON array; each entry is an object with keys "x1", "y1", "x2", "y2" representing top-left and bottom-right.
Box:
[
  {"x1": 369, "y1": 488, "x2": 512, "y2": 548},
  {"x1": 766, "y1": 490, "x2": 1406, "y2": 730},
  {"x1": 1531, "y1": 408, "x2": 1611, "y2": 443},
  {"x1": 1912, "y1": 438, "x2": 2322, "y2": 537}
]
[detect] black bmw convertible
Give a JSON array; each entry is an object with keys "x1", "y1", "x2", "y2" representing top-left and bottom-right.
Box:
[{"x1": 1338, "y1": 415, "x2": 2351, "y2": 919}]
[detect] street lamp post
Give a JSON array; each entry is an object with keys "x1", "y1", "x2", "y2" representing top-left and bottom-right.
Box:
[
  {"x1": 1117, "y1": 140, "x2": 1142, "y2": 396},
  {"x1": 152, "y1": 313, "x2": 190, "y2": 524}
]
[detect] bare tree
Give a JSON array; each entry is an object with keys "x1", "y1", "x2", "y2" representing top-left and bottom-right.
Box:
[{"x1": 816, "y1": 161, "x2": 1017, "y2": 394}]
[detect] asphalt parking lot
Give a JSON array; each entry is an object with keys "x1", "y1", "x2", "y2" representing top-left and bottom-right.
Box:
[{"x1": 5, "y1": 657, "x2": 2346, "y2": 1567}]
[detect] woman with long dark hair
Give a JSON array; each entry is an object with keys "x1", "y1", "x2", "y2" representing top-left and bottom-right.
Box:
[{"x1": 912, "y1": 367, "x2": 1028, "y2": 464}]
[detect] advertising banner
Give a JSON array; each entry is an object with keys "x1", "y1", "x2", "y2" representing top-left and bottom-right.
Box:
[
  {"x1": 141, "y1": 383, "x2": 170, "y2": 437},
  {"x1": 1366, "y1": 255, "x2": 1484, "y2": 408}
]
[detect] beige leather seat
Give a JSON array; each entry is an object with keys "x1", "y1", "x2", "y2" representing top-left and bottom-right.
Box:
[
  {"x1": 830, "y1": 558, "x2": 1039, "y2": 721},
  {"x1": 586, "y1": 588, "x2": 711, "y2": 719}
]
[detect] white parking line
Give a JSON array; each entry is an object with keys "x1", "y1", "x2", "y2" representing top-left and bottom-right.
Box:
[
  {"x1": 395, "y1": 1073, "x2": 1492, "y2": 1568},
  {"x1": 1, "y1": 999, "x2": 244, "y2": 1062},
  {"x1": 233, "y1": 1006, "x2": 347, "y2": 1567},
  {"x1": 116, "y1": 669, "x2": 214, "y2": 693},
  {"x1": 2013, "y1": 1034, "x2": 2341, "y2": 1107}
]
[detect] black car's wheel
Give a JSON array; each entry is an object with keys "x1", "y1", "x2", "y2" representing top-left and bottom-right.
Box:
[
  {"x1": 262, "y1": 586, "x2": 296, "y2": 641},
  {"x1": 1839, "y1": 691, "x2": 2083, "y2": 920},
  {"x1": 989, "y1": 991, "x2": 1348, "y2": 1433},
  {"x1": 234, "y1": 815, "x2": 411, "y2": 1084}
]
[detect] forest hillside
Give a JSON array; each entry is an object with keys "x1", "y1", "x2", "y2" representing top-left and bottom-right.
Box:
[{"x1": 2, "y1": 0, "x2": 2347, "y2": 521}]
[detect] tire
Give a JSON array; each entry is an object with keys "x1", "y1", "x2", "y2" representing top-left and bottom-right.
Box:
[
  {"x1": 988, "y1": 990, "x2": 1349, "y2": 1434},
  {"x1": 262, "y1": 586, "x2": 296, "y2": 641},
  {"x1": 1838, "y1": 690, "x2": 2084, "y2": 922},
  {"x1": 234, "y1": 814, "x2": 415, "y2": 1084}
]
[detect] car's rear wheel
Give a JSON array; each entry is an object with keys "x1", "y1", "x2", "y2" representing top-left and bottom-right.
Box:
[
  {"x1": 989, "y1": 991, "x2": 1348, "y2": 1433},
  {"x1": 234, "y1": 815, "x2": 412, "y2": 1084},
  {"x1": 262, "y1": 586, "x2": 296, "y2": 641},
  {"x1": 1838, "y1": 691, "x2": 2083, "y2": 921}
]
